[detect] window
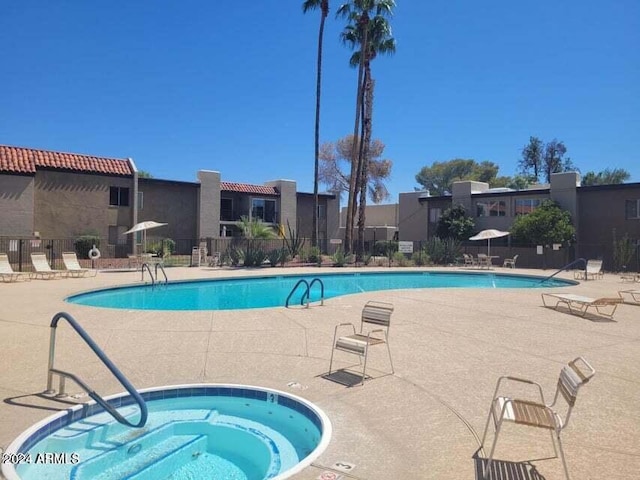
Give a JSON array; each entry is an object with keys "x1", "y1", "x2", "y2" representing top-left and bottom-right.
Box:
[
  {"x1": 251, "y1": 198, "x2": 276, "y2": 223},
  {"x1": 221, "y1": 198, "x2": 233, "y2": 221},
  {"x1": 109, "y1": 187, "x2": 129, "y2": 207},
  {"x1": 429, "y1": 208, "x2": 442, "y2": 223},
  {"x1": 476, "y1": 200, "x2": 506, "y2": 217},
  {"x1": 515, "y1": 198, "x2": 541, "y2": 215},
  {"x1": 626, "y1": 199, "x2": 640, "y2": 219},
  {"x1": 137, "y1": 191, "x2": 144, "y2": 210},
  {"x1": 317, "y1": 204, "x2": 326, "y2": 219},
  {"x1": 108, "y1": 225, "x2": 128, "y2": 245}
]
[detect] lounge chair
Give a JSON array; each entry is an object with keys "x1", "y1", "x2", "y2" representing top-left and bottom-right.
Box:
[
  {"x1": 30, "y1": 252, "x2": 66, "y2": 279},
  {"x1": 574, "y1": 259, "x2": 604, "y2": 280},
  {"x1": 328, "y1": 301, "x2": 394, "y2": 386},
  {"x1": 62, "y1": 252, "x2": 96, "y2": 277},
  {"x1": 480, "y1": 357, "x2": 595, "y2": 480},
  {"x1": 0, "y1": 253, "x2": 32, "y2": 282},
  {"x1": 502, "y1": 254, "x2": 518, "y2": 268},
  {"x1": 618, "y1": 289, "x2": 640, "y2": 305},
  {"x1": 541, "y1": 293, "x2": 622, "y2": 320}
]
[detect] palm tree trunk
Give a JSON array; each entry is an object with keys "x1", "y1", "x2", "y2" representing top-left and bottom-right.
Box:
[
  {"x1": 312, "y1": 5, "x2": 327, "y2": 249},
  {"x1": 357, "y1": 70, "x2": 374, "y2": 260},
  {"x1": 345, "y1": 14, "x2": 369, "y2": 255}
]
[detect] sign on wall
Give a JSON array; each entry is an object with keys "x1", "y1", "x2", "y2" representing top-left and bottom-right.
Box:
[{"x1": 398, "y1": 241, "x2": 414, "y2": 253}]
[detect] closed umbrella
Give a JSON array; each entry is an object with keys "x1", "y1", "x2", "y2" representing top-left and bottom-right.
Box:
[
  {"x1": 469, "y1": 229, "x2": 510, "y2": 256},
  {"x1": 123, "y1": 221, "x2": 168, "y2": 253}
]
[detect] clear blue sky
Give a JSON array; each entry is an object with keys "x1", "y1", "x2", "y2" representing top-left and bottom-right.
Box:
[{"x1": 2, "y1": 1, "x2": 638, "y2": 202}]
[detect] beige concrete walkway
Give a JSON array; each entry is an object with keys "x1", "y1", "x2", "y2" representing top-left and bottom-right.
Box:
[{"x1": 1, "y1": 266, "x2": 639, "y2": 479}]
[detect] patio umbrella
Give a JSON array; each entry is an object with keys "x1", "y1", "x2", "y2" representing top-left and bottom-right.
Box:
[
  {"x1": 123, "y1": 221, "x2": 168, "y2": 252},
  {"x1": 469, "y1": 229, "x2": 510, "y2": 256}
]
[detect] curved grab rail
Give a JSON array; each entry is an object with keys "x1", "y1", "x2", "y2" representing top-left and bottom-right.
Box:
[
  {"x1": 46, "y1": 312, "x2": 148, "y2": 428},
  {"x1": 285, "y1": 279, "x2": 310, "y2": 308},
  {"x1": 538, "y1": 258, "x2": 587, "y2": 284},
  {"x1": 301, "y1": 278, "x2": 325, "y2": 306},
  {"x1": 141, "y1": 262, "x2": 155, "y2": 284},
  {"x1": 155, "y1": 263, "x2": 168, "y2": 284}
]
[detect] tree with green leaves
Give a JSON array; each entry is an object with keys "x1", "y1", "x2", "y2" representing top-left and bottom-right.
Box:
[
  {"x1": 338, "y1": 0, "x2": 396, "y2": 256},
  {"x1": 435, "y1": 204, "x2": 475, "y2": 241},
  {"x1": 415, "y1": 159, "x2": 504, "y2": 196},
  {"x1": 237, "y1": 216, "x2": 276, "y2": 239},
  {"x1": 510, "y1": 200, "x2": 575, "y2": 246},
  {"x1": 138, "y1": 170, "x2": 153, "y2": 178},
  {"x1": 518, "y1": 136, "x2": 543, "y2": 182},
  {"x1": 519, "y1": 137, "x2": 575, "y2": 182},
  {"x1": 302, "y1": 0, "x2": 330, "y2": 249},
  {"x1": 319, "y1": 134, "x2": 392, "y2": 202},
  {"x1": 582, "y1": 168, "x2": 630, "y2": 186}
]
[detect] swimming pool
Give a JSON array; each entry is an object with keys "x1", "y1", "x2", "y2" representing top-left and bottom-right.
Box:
[
  {"x1": 2, "y1": 384, "x2": 331, "y2": 480},
  {"x1": 67, "y1": 271, "x2": 576, "y2": 311}
]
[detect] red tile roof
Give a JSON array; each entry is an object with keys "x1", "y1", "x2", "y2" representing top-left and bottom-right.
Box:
[
  {"x1": 220, "y1": 181, "x2": 279, "y2": 196},
  {"x1": 0, "y1": 145, "x2": 133, "y2": 176}
]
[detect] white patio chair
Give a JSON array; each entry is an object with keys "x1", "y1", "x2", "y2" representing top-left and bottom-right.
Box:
[
  {"x1": 503, "y1": 254, "x2": 518, "y2": 268},
  {"x1": 480, "y1": 357, "x2": 595, "y2": 480},
  {"x1": 328, "y1": 301, "x2": 394, "y2": 385},
  {"x1": 0, "y1": 253, "x2": 32, "y2": 282}
]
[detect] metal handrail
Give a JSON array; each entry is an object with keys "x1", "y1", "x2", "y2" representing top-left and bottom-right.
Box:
[
  {"x1": 285, "y1": 279, "x2": 310, "y2": 308},
  {"x1": 141, "y1": 262, "x2": 155, "y2": 284},
  {"x1": 155, "y1": 262, "x2": 168, "y2": 284},
  {"x1": 45, "y1": 312, "x2": 148, "y2": 428},
  {"x1": 539, "y1": 258, "x2": 587, "y2": 284},
  {"x1": 301, "y1": 278, "x2": 325, "y2": 306}
]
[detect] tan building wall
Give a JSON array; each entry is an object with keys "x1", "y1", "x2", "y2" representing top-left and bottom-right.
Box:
[
  {"x1": 265, "y1": 180, "x2": 297, "y2": 233},
  {"x1": 139, "y1": 178, "x2": 199, "y2": 242},
  {"x1": 399, "y1": 192, "x2": 428, "y2": 241},
  {"x1": 0, "y1": 174, "x2": 35, "y2": 236},
  {"x1": 34, "y1": 170, "x2": 134, "y2": 239},
  {"x1": 197, "y1": 170, "x2": 221, "y2": 238},
  {"x1": 577, "y1": 184, "x2": 640, "y2": 267}
]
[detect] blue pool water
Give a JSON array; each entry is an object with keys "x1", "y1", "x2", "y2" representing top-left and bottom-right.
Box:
[
  {"x1": 5, "y1": 385, "x2": 330, "y2": 480},
  {"x1": 67, "y1": 271, "x2": 575, "y2": 310}
]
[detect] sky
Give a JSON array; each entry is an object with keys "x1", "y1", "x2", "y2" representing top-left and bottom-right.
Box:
[{"x1": 2, "y1": 1, "x2": 638, "y2": 203}]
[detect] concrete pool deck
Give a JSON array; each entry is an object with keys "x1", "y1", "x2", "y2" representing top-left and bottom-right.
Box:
[{"x1": 1, "y1": 266, "x2": 639, "y2": 479}]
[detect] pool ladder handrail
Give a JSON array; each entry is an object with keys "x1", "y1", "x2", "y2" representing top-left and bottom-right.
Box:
[
  {"x1": 141, "y1": 261, "x2": 168, "y2": 286},
  {"x1": 45, "y1": 312, "x2": 148, "y2": 428},
  {"x1": 538, "y1": 257, "x2": 587, "y2": 284},
  {"x1": 285, "y1": 277, "x2": 325, "y2": 308}
]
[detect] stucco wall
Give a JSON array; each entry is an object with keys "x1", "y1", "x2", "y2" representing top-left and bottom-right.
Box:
[
  {"x1": 398, "y1": 192, "x2": 429, "y2": 241},
  {"x1": 265, "y1": 180, "x2": 297, "y2": 233},
  {"x1": 139, "y1": 178, "x2": 198, "y2": 242},
  {"x1": 577, "y1": 185, "x2": 640, "y2": 267},
  {"x1": 34, "y1": 170, "x2": 134, "y2": 239},
  {"x1": 0, "y1": 174, "x2": 35, "y2": 236},
  {"x1": 198, "y1": 170, "x2": 221, "y2": 238}
]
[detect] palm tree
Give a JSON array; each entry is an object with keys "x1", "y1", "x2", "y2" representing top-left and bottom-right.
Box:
[
  {"x1": 302, "y1": 0, "x2": 330, "y2": 250},
  {"x1": 338, "y1": 0, "x2": 396, "y2": 257}
]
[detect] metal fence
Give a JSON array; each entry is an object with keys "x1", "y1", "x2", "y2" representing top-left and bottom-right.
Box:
[{"x1": 2, "y1": 236, "x2": 636, "y2": 273}]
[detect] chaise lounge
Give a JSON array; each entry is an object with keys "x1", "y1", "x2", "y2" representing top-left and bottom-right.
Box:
[
  {"x1": 541, "y1": 293, "x2": 622, "y2": 320},
  {"x1": 0, "y1": 253, "x2": 32, "y2": 282}
]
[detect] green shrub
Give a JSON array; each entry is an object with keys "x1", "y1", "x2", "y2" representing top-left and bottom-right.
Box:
[
  {"x1": 74, "y1": 234, "x2": 101, "y2": 259},
  {"x1": 393, "y1": 251, "x2": 411, "y2": 267},
  {"x1": 307, "y1": 246, "x2": 321, "y2": 265},
  {"x1": 146, "y1": 238, "x2": 175, "y2": 257},
  {"x1": 332, "y1": 248, "x2": 351, "y2": 267},
  {"x1": 267, "y1": 248, "x2": 285, "y2": 267},
  {"x1": 424, "y1": 237, "x2": 461, "y2": 265},
  {"x1": 412, "y1": 251, "x2": 430, "y2": 266},
  {"x1": 373, "y1": 240, "x2": 398, "y2": 257}
]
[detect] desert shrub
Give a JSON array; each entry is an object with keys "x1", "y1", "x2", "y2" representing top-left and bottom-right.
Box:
[
  {"x1": 412, "y1": 250, "x2": 430, "y2": 266},
  {"x1": 146, "y1": 238, "x2": 175, "y2": 257},
  {"x1": 393, "y1": 251, "x2": 411, "y2": 267},
  {"x1": 332, "y1": 248, "x2": 352, "y2": 267},
  {"x1": 307, "y1": 246, "x2": 321, "y2": 265},
  {"x1": 424, "y1": 237, "x2": 460, "y2": 265},
  {"x1": 373, "y1": 240, "x2": 398, "y2": 257},
  {"x1": 267, "y1": 248, "x2": 286, "y2": 267}
]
